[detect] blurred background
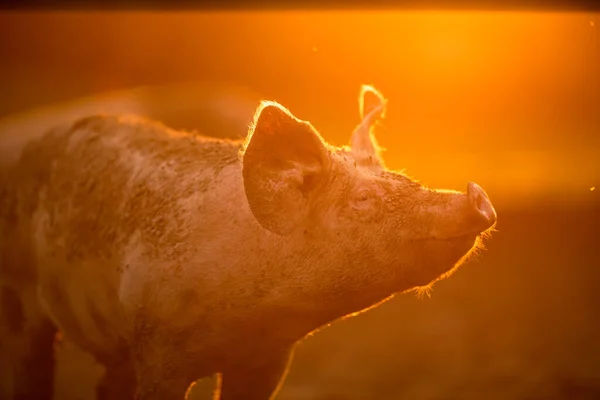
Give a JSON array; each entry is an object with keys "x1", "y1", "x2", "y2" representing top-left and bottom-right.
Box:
[{"x1": 0, "y1": 10, "x2": 599, "y2": 400}]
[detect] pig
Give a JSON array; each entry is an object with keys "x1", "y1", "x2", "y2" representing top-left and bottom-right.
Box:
[{"x1": 0, "y1": 85, "x2": 497, "y2": 400}]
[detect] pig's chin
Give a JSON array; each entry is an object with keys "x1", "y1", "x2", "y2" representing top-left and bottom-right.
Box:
[{"x1": 411, "y1": 233, "x2": 480, "y2": 286}]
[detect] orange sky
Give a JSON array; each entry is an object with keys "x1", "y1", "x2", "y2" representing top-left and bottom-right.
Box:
[{"x1": 0, "y1": 11, "x2": 598, "y2": 209}]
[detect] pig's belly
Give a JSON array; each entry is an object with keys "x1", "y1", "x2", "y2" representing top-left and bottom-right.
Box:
[{"x1": 36, "y1": 257, "x2": 129, "y2": 360}]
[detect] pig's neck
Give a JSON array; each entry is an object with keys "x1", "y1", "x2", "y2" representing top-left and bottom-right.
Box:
[{"x1": 258, "y1": 230, "x2": 405, "y2": 340}]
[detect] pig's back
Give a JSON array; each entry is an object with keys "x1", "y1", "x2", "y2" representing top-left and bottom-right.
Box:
[
  {"x1": 0, "y1": 114, "x2": 246, "y2": 354},
  {"x1": 1, "y1": 114, "x2": 244, "y2": 275}
]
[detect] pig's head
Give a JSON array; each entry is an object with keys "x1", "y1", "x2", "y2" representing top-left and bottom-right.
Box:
[{"x1": 241, "y1": 85, "x2": 496, "y2": 299}]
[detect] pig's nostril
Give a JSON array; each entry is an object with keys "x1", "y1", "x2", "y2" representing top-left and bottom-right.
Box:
[{"x1": 467, "y1": 181, "x2": 497, "y2": 228}]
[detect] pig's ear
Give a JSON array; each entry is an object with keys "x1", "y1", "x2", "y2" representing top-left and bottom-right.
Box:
[
  {"x1": 351, "y1": 85, "x2": 387, "y2": 169},
  {"x1": 359, "y1": 84, "x2": 387, "y2": 120},
  {"x1": 242, "y1": 101, "x2": 331, "y2": 236}
]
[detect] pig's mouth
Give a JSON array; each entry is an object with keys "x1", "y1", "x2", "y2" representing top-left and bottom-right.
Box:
[
  {"x1": 437, "y1": 232, "x2": 478, "y2": 247},
  {"x1": 429, "y1": 219, "x2": 496, "y2": 248},
  {"x1": 409, "y1": 232, "x2": 479, "y2": 261},
  {"x1": 442, "y1": 232, "x2": 478, "y2": 242},
  {"x1": 425, "y1": 231, "x2": 482, "y2": 256},
  {"x1": 435, "y1": 226, "x2": 495, "y2": 259},
  {"x1": 413, "y1": 231, "x2": 479, "y2": 243}
]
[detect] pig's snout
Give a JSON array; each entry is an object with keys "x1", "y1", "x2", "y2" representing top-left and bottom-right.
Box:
[{"x1": 467, "y1": 182, "x2": 497, "y2": 232}]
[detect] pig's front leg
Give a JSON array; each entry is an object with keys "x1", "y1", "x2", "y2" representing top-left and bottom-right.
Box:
[
  {"x1": 214, "y1": 348, "x2": 294, "y2": 400},
  {"x1": 132, "y1": 341, "x2": 197, "y2": 400}
]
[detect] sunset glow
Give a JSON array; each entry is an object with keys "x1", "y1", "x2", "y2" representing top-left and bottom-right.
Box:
[
  {"x1": 0, "y1": 10, "x2": 598, "y2": 400},
  {"x1": 0, "y1": 11, "x2": 597, "y2": 210}
]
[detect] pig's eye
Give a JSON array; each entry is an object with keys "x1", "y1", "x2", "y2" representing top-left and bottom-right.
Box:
[
  {"x1": 349, "y1": 189, "x2": 383, "y2": 222},
  {"x1": 357, "y1": 192, "x2": 370, "y2": 202},
  {"x1": 353, "y1": 190, "x2": 376, "y2": 206}
]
